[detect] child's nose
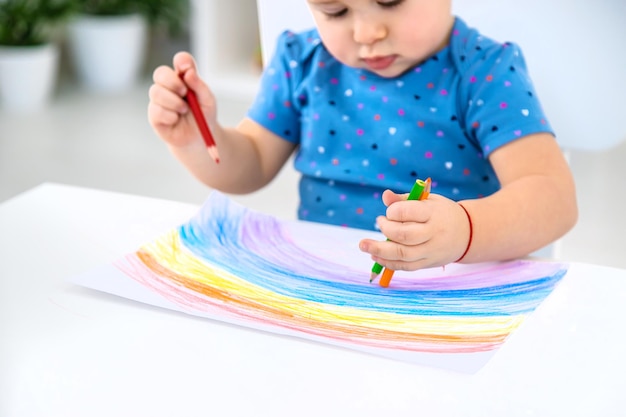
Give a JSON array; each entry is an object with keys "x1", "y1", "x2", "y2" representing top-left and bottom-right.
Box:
[{"x1": 352, "y1": 15, "x2": 387, "y2": 45}]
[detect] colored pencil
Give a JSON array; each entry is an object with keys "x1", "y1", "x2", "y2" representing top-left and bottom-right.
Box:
[
  {"x1": 370, "y1": 177, "x2": 432, "y2": 287},
  {"x1": 179, "y1": 73, "x2": 220, "y2": 164}
]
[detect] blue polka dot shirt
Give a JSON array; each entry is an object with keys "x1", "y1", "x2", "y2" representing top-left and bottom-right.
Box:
[{"x1": 248, "y1": 17, "x2": 553, "y2": 231}]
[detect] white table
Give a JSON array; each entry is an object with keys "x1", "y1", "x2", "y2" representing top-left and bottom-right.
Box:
[{"x1": 1, "y1": 183, "x2": 625, "y2": 416}]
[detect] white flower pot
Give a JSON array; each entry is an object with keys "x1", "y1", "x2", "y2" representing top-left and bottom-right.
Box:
[
  {"x1": 68, "y1": 13, "x2": 148, "y2": 93},
  {"x1": 0, "y1": 43, "x2": 59, "y2": 112}
]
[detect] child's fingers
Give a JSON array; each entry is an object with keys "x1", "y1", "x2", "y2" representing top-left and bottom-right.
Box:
[
  {"x1": 359, "y1": 236, "x2": 426, "y2": 261},
  {"x1": 180, "y1": 67, "x2": 216, "y2": 113},
  {"x1": 173, "y1": 52, "x2": 203, "y2": 94},
  {"x1": 359, "y1": 238, "x2": 429, "y2": 271},
  {"x1": 152, "y1": 65, "x2": 187, "y2": 97},
  {"x1": 148, "y1": 83, "x2": 188, "y2": 115},
  {"x1": 385, "y1": 200, "x2": 430, "y2": 223},
  {"x1": 173, "y1": 53, "x2": 216, "y2": 114},
  {"x1": 376, "y1": 216, "x2": 429, "y2": 246},
  {"x1": 148, "y1": 101, "x2": 181, "y2": 128},
  {"x1": 381, "y1": 189, "x2": 405, "y2": 207},
  {"x1": 172, "y1": 51, "x2": 196, "y2": 75}
]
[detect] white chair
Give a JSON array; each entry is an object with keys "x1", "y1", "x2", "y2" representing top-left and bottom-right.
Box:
[{"x1": 255, "y1": 0, "x2": 626, "y2": 259}]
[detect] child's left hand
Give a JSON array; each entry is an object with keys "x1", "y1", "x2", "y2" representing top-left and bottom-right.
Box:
[{"x1": 358, "y1": 190, "x2": 471, "y2": 271}]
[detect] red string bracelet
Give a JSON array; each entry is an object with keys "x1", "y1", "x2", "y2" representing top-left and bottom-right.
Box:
[{"x1": 455, "y1": 203, "x2": 473, "y2": 262}]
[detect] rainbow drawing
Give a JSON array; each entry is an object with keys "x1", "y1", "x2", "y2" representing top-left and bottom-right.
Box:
[{"x1": 76, "y1": 192, "x2": 568, "y2": 372}]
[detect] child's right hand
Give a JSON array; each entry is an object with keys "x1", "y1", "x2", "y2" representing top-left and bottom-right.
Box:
[{"x1": 148, "y1": 52, "x2": 217, "y2": 148}]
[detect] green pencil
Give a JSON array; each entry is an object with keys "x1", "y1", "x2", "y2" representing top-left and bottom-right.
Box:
[{"x1": 370, "y1": 178, "x2": 432, "y2": 284}]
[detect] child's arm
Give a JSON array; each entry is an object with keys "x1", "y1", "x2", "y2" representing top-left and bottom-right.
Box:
[
  {"x1": 359, "y1": 133, "x2": 578, "y2": 270},
  {"x1": 148, "y1": 52, "x2": 296, "y2": 194}
]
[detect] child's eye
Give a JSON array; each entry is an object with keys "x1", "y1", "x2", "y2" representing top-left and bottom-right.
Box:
[
  {"x1": 321, "y1": 0, "x2": 403, "y2": 19},
  {"x1": 325, "y1": 8, "x2": 348, "y2": 19},
  {"x1": 377, "y1": 0, "x2": 404, "y2": 9}
]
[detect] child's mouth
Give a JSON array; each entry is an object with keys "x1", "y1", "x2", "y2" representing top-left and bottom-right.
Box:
[{"x1": 362, "y1": 55, "x2": 397, "y2": 71}]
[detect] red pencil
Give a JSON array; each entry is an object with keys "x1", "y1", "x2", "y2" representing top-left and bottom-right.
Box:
[{"x1": 179, "y1": 74, "x2": 220, "y2": 164}]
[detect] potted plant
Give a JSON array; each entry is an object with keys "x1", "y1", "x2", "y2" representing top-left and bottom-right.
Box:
[
  {"x1": 0, "y1": 0, "x2": 76, "y2": 111},
  {"x1": 67, "y1": 0, "x2": 188, "y2": 93}
]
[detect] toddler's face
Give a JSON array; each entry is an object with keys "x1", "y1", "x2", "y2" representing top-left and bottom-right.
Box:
[{"x1": 307, "y1": 0, "x2": 454, "y2": 77}]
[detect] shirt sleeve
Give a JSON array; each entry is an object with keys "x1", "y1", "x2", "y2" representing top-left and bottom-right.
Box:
[
  {"x1": 246, "y1": 30, "x2": 304, "y2": 144},
  {"x1": 460, "y1": 41, "x2": 554, "y2": 157}
]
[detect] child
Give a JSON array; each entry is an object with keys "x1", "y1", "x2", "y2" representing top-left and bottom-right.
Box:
[{"x1": 147, "y1": 0, "x2": 577, "y2": 271}]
